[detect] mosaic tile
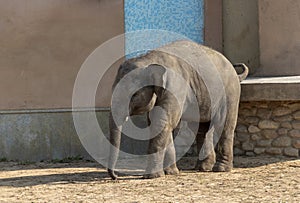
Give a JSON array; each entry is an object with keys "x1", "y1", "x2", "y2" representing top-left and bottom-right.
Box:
[{"x1": 124, "y1": 0, "x2": 204, "y2": 58}]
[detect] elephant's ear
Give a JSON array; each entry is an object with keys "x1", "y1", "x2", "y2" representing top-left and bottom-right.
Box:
[{"x1": 146, "y1": 64, "x2": 167, "y2": 90}]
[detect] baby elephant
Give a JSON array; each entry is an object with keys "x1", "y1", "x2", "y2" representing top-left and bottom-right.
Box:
[{"x1": 108, "y1": 40, "x2": 248, "y2": 180}]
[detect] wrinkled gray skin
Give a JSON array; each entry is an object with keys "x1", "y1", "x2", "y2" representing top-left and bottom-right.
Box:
[{"x1": 108, "y1": 40, "x2": 249, "y2": 180}]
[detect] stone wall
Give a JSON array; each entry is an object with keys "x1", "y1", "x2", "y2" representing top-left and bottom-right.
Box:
[{"x1": 234, "y1": 101, "x2": 300, "y2": 157}]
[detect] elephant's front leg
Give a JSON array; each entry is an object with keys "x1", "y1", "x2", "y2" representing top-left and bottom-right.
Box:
[
  {"x1": 143, "y1": 126, "x2": 173, "y2": 179},
  {"x1": 163, "y1": 135, "x2": 179, "y2": 175}
]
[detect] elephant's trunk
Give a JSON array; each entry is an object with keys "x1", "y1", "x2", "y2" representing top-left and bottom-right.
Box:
[{"x1": 108, "y1": 112, "x2": 122, "y2": 180}]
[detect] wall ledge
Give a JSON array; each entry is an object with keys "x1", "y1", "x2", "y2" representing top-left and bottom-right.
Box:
[
  {"x1": 241, "y1": 76, "x2": 300, "y2": 101},
  {"x1": 0, "y1": 107, "x2": 110, "y2": 115}
]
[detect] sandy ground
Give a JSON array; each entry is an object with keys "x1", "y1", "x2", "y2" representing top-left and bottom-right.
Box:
[{"x1": 0, "y1": 156, "x2": 299, "y2": 203}]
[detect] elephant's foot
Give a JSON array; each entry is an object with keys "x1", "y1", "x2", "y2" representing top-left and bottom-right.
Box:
[
  {"x1": 108, "y1": 169, "x2": 118, "y2": 180},
  {"x1": 195, "y1": 159, "x2": 215, "y2": 172},
  {"x1": 164, "y1": 164, "x2": 180, "y2": 175},
  {"x1": 212, "y1": 162, "x2": 233, "y2": 172},
  {"x1": 143, "y1": 170, "x2": 165, "y2": 179}
]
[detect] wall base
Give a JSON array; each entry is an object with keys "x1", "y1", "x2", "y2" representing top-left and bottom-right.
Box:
[
  {"x1": 1, "y1": 101, "x2": 299, "y2": 162},
  {"x1": 0, "y1": 110, "x2": 110, "y2": 162}
]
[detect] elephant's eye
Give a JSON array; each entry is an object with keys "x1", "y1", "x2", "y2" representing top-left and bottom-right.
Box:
[
  {"x1": 132, "y1": 92, "x2": 137, "y2": 97},
  {"x1": 131, "y1": 93, "x2": 138, "y2": 101}
]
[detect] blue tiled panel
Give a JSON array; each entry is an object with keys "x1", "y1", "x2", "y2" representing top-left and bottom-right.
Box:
[{"x1": 124, "y1": 0, "x2": 204, "y2": 58}]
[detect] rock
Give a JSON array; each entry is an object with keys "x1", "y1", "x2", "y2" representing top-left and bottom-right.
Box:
[
  {"x1": 234, "y1": 138, "x2": 240, "y2": 146},
  {"x1": 248, "y1": 125, "x2": 261, "y2": 133},
  {"x1": 236, "y1": 133, "x2": 250, "y2": 142},
  {"x1": 239, "y1": 108, "x2": 256, "y2": 117},
  {"x1": 242, "y1": 142, "x2": 254, "y2": 151},
  {"x1": 237, "y1": 117, "x2": 243, "y2": 123},
  {"x1": 273, "y1": 115, "x2": 293, "y2": 122},
  {"x1": 256, "y1": 139, "x2": 272, "y2": 147},
  {"x1": 273, "y1": 107, "x2": 292, "y2": 117},
  {"x1": 288, "y1": 130, "x2": 300, "y2": 138},
  {"x1": 272, "y1": 136, "x2": 291, "y2": 147},
  {"x1": 254, "y1": 148, "x2": 265, "y2": 155},
  {"x1": 281, "y1": 122, "x2": 292, "y2": 129},
  {"x1": 257, "y1": 108, "x2": 272, "y2": 119},
  {"x1": 255, "y1": 102, "x2": 269, "y2": 108},
  {"x1": 258, "y1": 120, "x2": 280, "y2": 130},
  {"x1": 265, "y1": 148, "x2": 282, "y2": 155},
  {"x1": 292, "y1": 140, "x2": 300, "y2": 149},
  {"x1": 234, "y1": 147, "x2": 244, "y2": 156},
  {"x1": 293, "y1": 111, "x2": 300, "y2": 120},
  {"x1": 236, "y1": 124, "x2": 248, "y2": 133},
  {"x1": 246, "y1": 152, "x2": 255, "y2": 156},
  {"x1": 261, "y1": 130, "x2": 278, "y2": 139},
  {"x1": 283, "y1": 148, "x2": 299, "y2": 157},
  {"x1": 251, "y1": 134, "x2": 261, "y2": 141},
  {"x1": 285, "y1": 102, "x2": 300, "y2": 112},
  {"x1": 277, "y1": 128, "x2": 288, "y2": 136},
  {"x1": 292, "y1": 121, "x2": 300, "y2": 130},
  {"x1": 245, "y1": 116, "x2": 260, "y2": 125}
]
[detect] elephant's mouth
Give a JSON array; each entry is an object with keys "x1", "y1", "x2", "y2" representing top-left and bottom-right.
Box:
[
  {"x1": 131, "y1": 102, "x2": 156, "y2": 115},
  {"x1": 129, "y1": 94, "x2": 157, "y2": 116},
  {"x1": 130, "y1": 107, "x2": 147, "y2": 115}
]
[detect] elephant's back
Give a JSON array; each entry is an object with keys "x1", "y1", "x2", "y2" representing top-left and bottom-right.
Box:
[
  {"x1": 157, "y1": 40, "x2": 238, "y2": 79},
  {"x1": 157, "y1": 40, "x2": 240, "y2": 92},
  {"x1": 129, "y1": 40, "x2": 240, "y2": 95},
  {"x1": 128, "y1": 40, "x2": 238, "y2": 81}
]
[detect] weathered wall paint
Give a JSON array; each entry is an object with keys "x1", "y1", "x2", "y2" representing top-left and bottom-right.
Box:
[
  {"x1": 0, "y1": 111, "x2": 105, "y2": 161},
  {"x1": 0, "y1": 111, "x2": 151, "y2": 162},
  {"x1": 223, "y1": 0, "x2": 260, "y2": 75},
  {"x1": 204, "y1": 0, "x2": 223, "y2": 52},
  {"x1": 258, "y1": 0, "x2": 300, "y2": 76},
  {"x1": 0, "y1": 0, "x2": 124, "y2": 110}
]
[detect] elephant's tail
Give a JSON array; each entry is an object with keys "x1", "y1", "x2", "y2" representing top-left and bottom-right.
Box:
[{"x1": 233, "y1": 63, "x2": 249, "y2": 82}]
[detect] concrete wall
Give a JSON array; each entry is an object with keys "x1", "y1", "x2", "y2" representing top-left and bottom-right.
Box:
[
  {"x1": 0, "y1": 0, "x2": 124, "y2": 161},
  {"x1": 223, "y1": 0, "x2": 300, "y2": 77},
  {"x1": 2, "y1": 0, "x2": 300, "y2": 162},
  {"x1": 258, "y1": 0, "x2": 300, "y2": 76},
  {"x1": 204, "y1": 0, "x2": 223, "y2": 52},
  {"x1": 223, "y1": 0, "x2": 260, "y2": 75},
  {"x1": 223, "y1": 0, "x2": 300, "y2": 159},
  {"x1": 0, "y1": 0, "x2": 124, "y2": 110},
  {"x1": 0, "y1": 0, "x2": 228, "y2": 162},
  {"x1": 0, "y1": 111, "x2": 99, "y2": 161}
]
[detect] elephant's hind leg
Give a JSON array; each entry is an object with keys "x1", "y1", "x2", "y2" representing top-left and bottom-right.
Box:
[
  {"x1": 213, "y1": 102, "x2": 239, "y2": 172},
  {"x1": 195, "y1": 122, "x2": 216, "y2": 171}
]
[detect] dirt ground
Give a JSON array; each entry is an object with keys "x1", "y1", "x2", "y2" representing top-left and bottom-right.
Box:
[{"x1": 0, "y1": 156, "x2": 299, "y2": 203}]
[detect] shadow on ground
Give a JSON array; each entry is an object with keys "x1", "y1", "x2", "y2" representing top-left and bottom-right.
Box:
[
  {"x1": 0, "y1": 156, "x2": 299, "y2": 188},
  {"x1": 0, "y1": 171, "x2": 108, "y2": 187},
  {"x1": 0, "y1": 161, "x2": 102, "y2": 172},
  {"x1": 232, "y1": 156, "x2": 299, "y2": 168},
  {"x1": 176, "y1": 155, "x2": 299, "y2": 169}
]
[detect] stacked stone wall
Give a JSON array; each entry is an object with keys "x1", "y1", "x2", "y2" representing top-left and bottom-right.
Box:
[{"x1": 234, "y1": 101, "x2": 300, "y2": 157}]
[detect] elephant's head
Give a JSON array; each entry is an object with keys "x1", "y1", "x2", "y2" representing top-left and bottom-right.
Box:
[
  {"x1": 108, "y1": 61, "x2": 166, "y2": 180},
  {"x1": 129, "y1": 86, "x2": 157, "y2": 115}
]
